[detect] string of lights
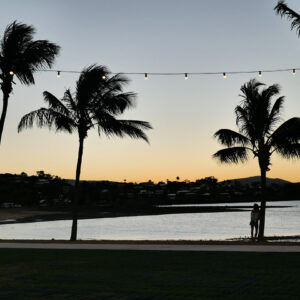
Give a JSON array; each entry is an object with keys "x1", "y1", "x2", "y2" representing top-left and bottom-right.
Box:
[{"x1": 8, "y1": 67, "x2": 299, "y2": 79}]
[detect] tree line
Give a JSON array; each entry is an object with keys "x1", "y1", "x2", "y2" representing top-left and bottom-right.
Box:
[{"x1": 1, "y1": 172, "x2": 299, "y2": 208}]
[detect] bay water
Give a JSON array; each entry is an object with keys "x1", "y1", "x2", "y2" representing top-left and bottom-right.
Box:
[{"x1": 0, "y1": 200, "x2": 299, "y2": 240}]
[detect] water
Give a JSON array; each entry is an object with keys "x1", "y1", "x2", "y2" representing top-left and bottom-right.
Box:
[{"x1": 0, "y1": 200, "x2": 299, "y2": 240}]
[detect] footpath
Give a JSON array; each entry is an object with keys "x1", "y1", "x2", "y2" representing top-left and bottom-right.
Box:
[{"x1": 0, "y1": 242, "x2": 300, "y2": 252}]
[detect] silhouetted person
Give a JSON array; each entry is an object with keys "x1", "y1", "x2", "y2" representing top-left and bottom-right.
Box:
[{"x1": 250, "y1": 204, "x2": 260, "y2": 240}]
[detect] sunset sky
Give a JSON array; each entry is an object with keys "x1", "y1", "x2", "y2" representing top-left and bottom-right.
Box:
[{"x1": 0, "y1": 0, "x2": 299, "y2": 183}]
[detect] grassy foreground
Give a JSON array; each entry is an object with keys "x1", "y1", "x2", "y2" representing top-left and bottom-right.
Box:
[{"x1": 0, "y1": 249, "x2": 299, "y2": 299}]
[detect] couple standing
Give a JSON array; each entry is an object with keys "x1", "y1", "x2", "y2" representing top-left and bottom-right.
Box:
[{"x1": 250, "y1": 203, "x2": 260, "y2": 240}]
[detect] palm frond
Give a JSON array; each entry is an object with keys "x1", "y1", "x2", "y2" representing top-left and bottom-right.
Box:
[
  {"x1": 95, "y1": 92, "x2": 136, "y2": 115},
  {"x1": 275, "y1": 143, "x2": 300, "y2": 159},
  {"x1": 115, "y1": 120, "x2": 152, "y2": 143},
  {"x1": 43, "y1": 91, "x2": 70, "y2": 116},
  {"x1": 275, "y1": 0, "x2": 300, "y2": 36},
  {"x1": 76, "y1": 64, "x2": 109, "y2": 105},
  {"x1": 0, "y1": 21, "x2": 60, "y2": 85},
  {"x1": 261, "y1": 83, "x2": 280, "y2": 100},
  {"x1": 105, "y1": 73, "x2": 130, "y2": 91},
  {"x1": 270, "y1": 117, "x2": 300, "y2": 144},
  {"x1": 18, "y1": 108, "x2": 75, "y2": 133},
  {"x1": 235, "y1": 105, "x2": 253, "y2": 137},
  {"x1": 15, "y1": 40, "x2": 60, "y2": 84},
  {"x1": 214, "y1": 129, "x2": 250, "y2": 147},
  {"x1": 1, "y1": 21, "x2": 34, "y2": 55},
  {"x1": 239, "y1": 79, "x2": 264, "y2": 102},
  {"x1": 266, "y1": 96, "x2": 285, "y2": 133},
  {"x1": 62, "y1": 89, "x2": 77, "y2": 112},
  {"x1": 23, "y1": 40, "x2": 60, "y2": 68},
  {"x1": 213, "y1": 147, "x2": 249, "y2": 164},
  {"x1": 237, "y1": 79, "x2": 283, "y2": 140},
  {"x1": 96, "y1": 114, "x2": 152, "y2": 143}
]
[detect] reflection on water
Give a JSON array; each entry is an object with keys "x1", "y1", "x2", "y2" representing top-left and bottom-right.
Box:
[{"x1": 0, "y1": 201, "x2": 299, "y2": 240}]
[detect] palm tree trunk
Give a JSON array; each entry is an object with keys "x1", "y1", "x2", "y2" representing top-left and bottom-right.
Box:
[
  {"x1": 258, "y1": 168, "x2": 267, "y2": 240},
  {"x1": 70, "y1": 136, "x2": 84, "y2": 241},
  {"x1": 0, "y1": 92, "x2": 9, "y2": 144}
]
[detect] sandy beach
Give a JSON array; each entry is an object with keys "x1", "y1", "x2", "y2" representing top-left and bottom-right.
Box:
[{"x1": 0, "y1": 208, "x2": 66, "y2": 222}]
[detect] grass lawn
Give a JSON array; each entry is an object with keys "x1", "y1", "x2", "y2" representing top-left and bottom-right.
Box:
[{"x1": 0, "y1": 249, "x2": 299, "y2": 299}]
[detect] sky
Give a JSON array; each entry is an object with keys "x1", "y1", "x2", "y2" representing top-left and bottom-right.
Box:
[{"x1": 0, "y1": 0, "x2": 299, "y2": 183}]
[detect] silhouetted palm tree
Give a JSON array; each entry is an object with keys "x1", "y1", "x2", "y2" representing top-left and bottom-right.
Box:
[
  {"x1": 213, "y1": 79, "x2": 300, "y2": 239},
  {"x1": 275, "y1": 1, "x2": 300, "y2": 36},
  {"x1": 0, "y1": 21, "x2": 60, "y2": 144},
  {"x1": 18, "y1": 65, "x2": 152, "y2": 240}
]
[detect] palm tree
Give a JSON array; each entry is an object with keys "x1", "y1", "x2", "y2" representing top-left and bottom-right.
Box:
[
  {"x1": 275, "y1": 1, "x2": 300, "y2": 36},
  {"x1": 213, "y1": 79, "x2": 300, "y2": 239},
  {"x1": 18, "y1": 65, "x2": 152, "y2": 241},
  {"x1": 0, "y1": 21, "x2": 60, "y2": 144}
]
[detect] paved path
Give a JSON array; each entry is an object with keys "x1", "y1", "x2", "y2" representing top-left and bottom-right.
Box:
[{"x1": 0, "y1": 243, "x2": 300, "y2": 252}]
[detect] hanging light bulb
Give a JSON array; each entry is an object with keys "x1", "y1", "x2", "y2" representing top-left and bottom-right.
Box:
[
  {"x1": 57, "y1": 71, "x2": 61, "y2": 78},
  {"x1": 9, "y1": 71, "x2": 14, "y2": 75},
  {"x1": 145, "y1": 73, "x2": 148, "y2": 80},
  {"x1": 292, "y1": 69, "x2": 296, "y2": 75},
  {"x1": 258, "y1": 71, "x2": 262, "y2": 78},
  {"x1": 185, "y1": 73, "x2": 188, "y2": 80},
  {"x1": 102, "y1": 75, "x2": 106, "y2": 80},
  {"x1": 223, "y1": 72, "x2": 227, "y2": 79}
]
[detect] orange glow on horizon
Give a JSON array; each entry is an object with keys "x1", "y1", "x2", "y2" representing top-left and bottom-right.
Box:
[{"x1": 2, "y1": 158, "x2": 299, "y2": 184}]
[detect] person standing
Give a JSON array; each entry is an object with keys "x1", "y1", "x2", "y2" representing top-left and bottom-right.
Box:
[{"x1": 250, "y1": 204, "x2": 260, "y2": 240}]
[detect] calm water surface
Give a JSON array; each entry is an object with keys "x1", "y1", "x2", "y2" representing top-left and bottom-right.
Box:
[{"x1": 0, "y1": 200, "x2": 299, "y2": 240}]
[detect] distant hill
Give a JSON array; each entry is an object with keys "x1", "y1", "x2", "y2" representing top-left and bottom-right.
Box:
[
  {"x1": 223, "y1": 176, "x2": 292, "y2": 186},
  {"x1": 67, "y1": 176, "x2": 294, "y2": 186}
]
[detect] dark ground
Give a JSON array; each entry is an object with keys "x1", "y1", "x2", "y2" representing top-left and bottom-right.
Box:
[{"x1": 0, "y1": 249, "x2": 299, "y2": 299}]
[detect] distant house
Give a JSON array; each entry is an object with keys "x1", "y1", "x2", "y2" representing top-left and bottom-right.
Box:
[
  {"x1": 167, "y1": 194, "x2": 176, "y2": 201},
  {"x1": 39, "y1": 199, "x2": 48, "y2": 207},
  {"x1": 139, "y1": 190, "x2": 154, "y2": 199},
  {"x1": 218, "y1": 192, "x2": 230, "y2": 200},
  {"x1": 201, "y1": 193, "x2": 211, "y2": 196},
  {"x1": 1, "y1": 202, "x2": 14, "y2": 208},
  {"x1": 176, "y1": 190, "x2": 190, "y2": 195},
  {"x1": 37, "y1": 179, "x2": 49, "y2": 185},
  {"x1": 176, "y1": 190, "x2": 190, "y2": 200},
  {"x1": 155, "y1": 190, "x2": 164, "y2": 196}
]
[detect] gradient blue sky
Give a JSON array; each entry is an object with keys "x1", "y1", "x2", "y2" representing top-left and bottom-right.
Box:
[{"x1": 0, "y1": 0, "x2": 299, "y2": 182}]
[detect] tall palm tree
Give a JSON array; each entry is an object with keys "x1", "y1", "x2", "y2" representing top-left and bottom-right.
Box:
[
  {"x1": 213, "y1": 79, "x2": 300, "y2": 239},
  {"x1": 18, "y1": 65, "x2": 152, "y2": 241},
  {"x1": 0, "y1": 21, "x2": 60, "y2": 144},
  {"x1": 275, "y1": 1, "x2": 300, "y2": 36}
]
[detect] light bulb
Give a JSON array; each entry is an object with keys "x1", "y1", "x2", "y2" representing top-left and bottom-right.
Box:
[
  {"x1": 9, "y1": 71, "x2": 14, "y2": 75},
  {"x1": 223, "y1": 73, "x2": 227, "y2": 79},
  {"x1": 145, "y1": 73, "x2": 148, "y2": 80},
  {"x1": 102, "y1": 75, "x2": 106, "y2": 80},
  {"x1": 57, "y1": 71, "x2": 61, "y2": 78},
  {"x1": 258, "y1": 71, "x2": 262, "y2": 78},
  {"x1": 185, "y1": 73, "x2": 188, "y2": 80},
  {"x1": 292, "y1": 69, "x2": 296, "y2": 75}
]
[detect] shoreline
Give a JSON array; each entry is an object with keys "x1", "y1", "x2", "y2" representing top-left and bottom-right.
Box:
[{"x1": 0, "y1": 236, "x2": 299, "y2": 246}]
